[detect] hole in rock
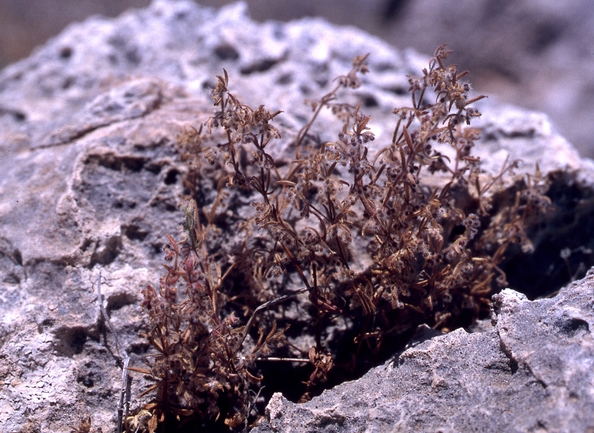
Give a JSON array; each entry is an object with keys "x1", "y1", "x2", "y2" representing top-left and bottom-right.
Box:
[
  {"x1": 122, "y1": 221, "x2": 149, "y2": 242},
  {"x1": 240, "y1": 58, "x2": 280, "y2": 75},
  {"x1": 214, "y1": 44, "x2": 240, "y2": 61},
  {"x1": 90, "y1": 236, "x2": 122, "y2": 267},
  {"x1": 557, "y1": 317, "x2": 590, "y2": 337},
  {"x1": 502, "y1": 171, "x2": 594, "y2": 299},
  {"x1": 164, "y1": 169, "x2": 179, "y2": 185},
  {"x1": 59, "y1": 46, "x2": 73, "y2": 59},
  {"x1": 106, "y1": 292, "x2": 137, "y2": 312},
  {"x1": 53, "y1": 326, "x2": 88, "y2": 356},
  {"x1": 362, "y1": 94, "x2": 379, "y2": 107}
]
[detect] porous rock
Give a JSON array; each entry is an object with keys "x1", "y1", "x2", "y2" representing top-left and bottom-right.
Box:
[{"x1": 0, "y1": 1, "x2": 592, "y2": 432}]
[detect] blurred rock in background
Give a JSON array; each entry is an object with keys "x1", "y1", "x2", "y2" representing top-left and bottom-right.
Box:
[{"x1": 1, "y1": 0, "x2": 593, "y2": 157}]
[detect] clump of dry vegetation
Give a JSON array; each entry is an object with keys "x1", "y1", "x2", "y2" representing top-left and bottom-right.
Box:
[{"x1": 133, "y1": 46, "x2": 551, "y2": 432}]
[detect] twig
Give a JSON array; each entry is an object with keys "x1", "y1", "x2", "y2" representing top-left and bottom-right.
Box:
[
  {"x1": 239, "y1": 288, "x2": 308, "y2": 346},
  {"x1": 95, "y1": 272, "x2": 131, "y2": 433},
  {"x1": 255, "y1": 357, "x2": 310, "y2": 362},
  {"x1": 243, "y1": 386, "x2": 266, "y2": 433}
]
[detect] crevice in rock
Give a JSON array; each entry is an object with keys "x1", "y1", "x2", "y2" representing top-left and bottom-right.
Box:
[
  {"x1": 58, "y1": 46, "x2": 73, "y2": 60},
  {"x1": 496, "y1": 327, "x2": 548, "y2": 391},
  {"x1": 384, "y1": 85, "x2": 407, "y2": 96},
  {"x1": 556, "y1": 317, "x2": 590, "y2": 337},
  {"x1": 76, "y1": 360, "x2": 102, "y2": 388},
  {"x1": 496, "y1": 331, "x2": 519, "y2": 375},
  {"x1": 52, "y1": 326, "x2": 90, "y2": 357},
  {"x1": 145, "y1": 162, "x2": 163, "y2": 175},
  {"x1": 106, "y1": 292, "x2": 137, "y2": 313},
  {"x1": 0, "y1": 106, "x2": 27, "y2": 122},
  {"x1": 122, "y1": 219, "x2": 150, "y2": 242},
  {"x1": 214, "y1": 44, "x2": 240, "y2": 61},
  {"x1": 149, "y1": 194, "x2": 178, "y2": 212},
  {"x1": 89, "y1": 236, "x2": 122, "y2": 268},
  {"x1": 164, "y1": 168, "x2": 179, "y2": 185},
  {"x1": 88, "y1": 153, "x2": 147, "y2": 173},
  {"x1": 0, "y1": 237, "x2": 26, "y2": 284},
  {"x1": 500, "y1": 171, "x2": 594, "y2": 299},
  {"x1": 76, "y1": 150, "x2": 166, "y2": 221},
  {"x1": 240, "y1": 58, "x2": 282, "y2": 75}
]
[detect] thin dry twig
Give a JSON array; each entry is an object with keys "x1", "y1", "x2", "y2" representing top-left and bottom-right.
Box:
[{"x1": 95, "y1": 272, "x2": 131, "y2": 433}]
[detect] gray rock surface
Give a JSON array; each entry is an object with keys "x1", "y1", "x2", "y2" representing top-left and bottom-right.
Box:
[
  {"x1": 252, "y1": 274, "x2": 594, "y2": 433},
  {"x1": 0, "y1": 1, "x2": 592, "y2": 432},
  {"x1": 3, "y1": 0, "x2": 594, "y2": 159}
]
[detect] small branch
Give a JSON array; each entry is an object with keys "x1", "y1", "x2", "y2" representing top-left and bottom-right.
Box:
[
  {"x1": 255, "y1": 357, "x2": 310, "y2": 363},
  {"x1": 239, "y1": 288, "x2": 308, "y2": 346},
  {"x1": 96, "y1": 272, "x2": 130, "y2": 433}
]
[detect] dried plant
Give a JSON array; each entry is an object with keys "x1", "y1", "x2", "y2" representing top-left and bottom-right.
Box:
[
  {"x1": 134, "y1": 46, "x2": 552, "y2": 431},
  {"x1": 131, "y1": 199, "x2": 286, "y2": 431}
]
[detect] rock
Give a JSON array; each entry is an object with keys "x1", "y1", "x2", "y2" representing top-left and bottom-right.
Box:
[
  {"x1": 0, "y1": 1, "x2": 593, "y2": 432},
  {"x1": 3, "y1": 0, "x2": 594, "y2": 159},
  {"x1": 252, "y1": 273, "x2": 594, "y2": 432}
]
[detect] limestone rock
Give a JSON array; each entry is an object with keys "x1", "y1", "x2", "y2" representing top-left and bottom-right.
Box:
[
  {"x1": 0, "y1": 1, "x2": 592, "y2": 432},
  {"x1": 252, "y1": 274, "x2": 594, "y2": 432}
]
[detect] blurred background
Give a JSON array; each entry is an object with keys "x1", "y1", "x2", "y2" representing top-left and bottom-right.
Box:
[{"x1": 1, "y1": 0, "x2": 594, "y2": 157}]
